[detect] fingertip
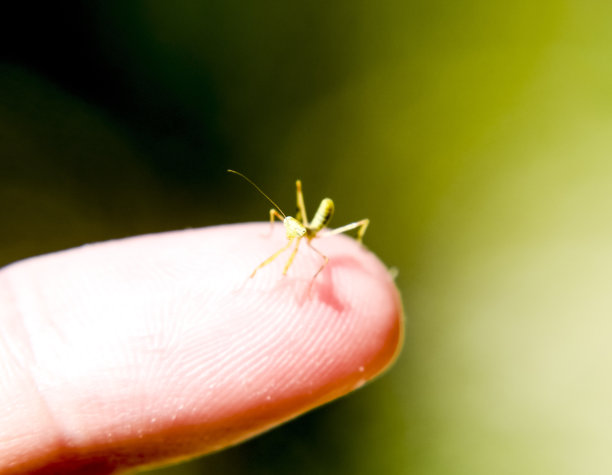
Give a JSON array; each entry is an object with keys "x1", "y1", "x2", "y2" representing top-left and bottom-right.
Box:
[
  {"x1": 202, "y1": 222, "x2": 404, "y2": 407},
  {"x1": 0, "y1": 224, "x2": 403, "y2": 473}
]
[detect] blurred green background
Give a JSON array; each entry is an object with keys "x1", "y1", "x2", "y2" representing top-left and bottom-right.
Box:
[{"x1": 2, "y1": 2, "x2": 612, "y2": 474}]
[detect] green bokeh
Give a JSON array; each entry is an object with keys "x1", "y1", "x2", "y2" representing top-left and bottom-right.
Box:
[{"x1": 3, "y1": 1, "x2": 612, "y2": 474}]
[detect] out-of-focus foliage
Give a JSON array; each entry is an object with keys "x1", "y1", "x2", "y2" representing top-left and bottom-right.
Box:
[{"x1": 2, "y1": 1, "x2": 612, "y2": 474}]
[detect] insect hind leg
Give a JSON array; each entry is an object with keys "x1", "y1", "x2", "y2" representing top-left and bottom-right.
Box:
[
  {"x1": 324, "y1": 218, "x2": 369, "y2": 242},
  {"x1": 296, "y1": 180, "x2": 309, "y2": 226}
]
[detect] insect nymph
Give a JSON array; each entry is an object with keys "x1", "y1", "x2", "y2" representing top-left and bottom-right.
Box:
[{"x1": 228, "y1": 169, "x2": 369, "y2": 282}]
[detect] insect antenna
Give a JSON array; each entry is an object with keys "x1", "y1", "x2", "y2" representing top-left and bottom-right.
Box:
[{"x1": 227, "y1": 169, "x2": 286, "y2": 218}]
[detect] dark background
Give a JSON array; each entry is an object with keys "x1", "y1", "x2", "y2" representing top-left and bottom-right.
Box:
[{"x1": 2, "y1": 2, "x2": 612, "y2": 474}]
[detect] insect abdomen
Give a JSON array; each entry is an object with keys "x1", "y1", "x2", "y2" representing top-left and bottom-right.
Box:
[{"x1": 309, "y1": 198, "x2": 334, "y2": 232}]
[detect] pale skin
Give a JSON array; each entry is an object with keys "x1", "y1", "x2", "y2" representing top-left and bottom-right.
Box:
[{"x1": 0, "y1": 224, "x2": 403, "y2": 474}]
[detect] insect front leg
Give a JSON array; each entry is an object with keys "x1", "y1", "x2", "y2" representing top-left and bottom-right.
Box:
[
  {"x1": 266, "y1": 208, "x2": 285, "y2": 236},
  {"x1": 251, "y1": 238, "x2": 294, "y2": 278},
  {"x1": 325, "y1": 218, "x2": 370, "y2": 242}
]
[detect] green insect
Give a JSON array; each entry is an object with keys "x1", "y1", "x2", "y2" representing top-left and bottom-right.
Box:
[{"x1": 228, "y1": 169, "x2": 369, "y2": 281}]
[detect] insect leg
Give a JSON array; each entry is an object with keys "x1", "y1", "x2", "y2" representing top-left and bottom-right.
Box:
[
  {"x1": 282, "y1": 237, "x2": 302, "y2": 275},
  {"x1": 267, "y1": 208, "x2": 285, "y2": 235},
  {"x1": 307, "y1": 240, "x2": 329, "y2": 282},
  {"x1": 296, "y1": 180, "x2": 309, "y2": 226},
  {"x1": 324, "y1": 219, "x2": 370, "y2": 242},
  {"x1": 251, "y1": 238, "x2": 294, "y2": 278}
]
